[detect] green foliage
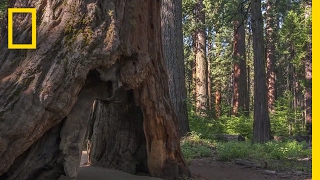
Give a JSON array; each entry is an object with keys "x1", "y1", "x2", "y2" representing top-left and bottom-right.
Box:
[
  {"x1": 213, "y1": 140, "x2": 311, "y2": 173},
  {"x1": 188, "y1": 103, "x2": 253, "y2": 140},
  {"x1": 279, "y1": 8, "x2": 309, "y2": 71},
  {"x1": 276, "y1": 2, "x2": 311, "y2": 104},
  {"x1": 180, "y1": 133, "x2": 311, "y2": 172},
  {"x1": 219, "y1": 115, "x2": 253, "y2": 139},
  {"x1": 270, "y1": 91, "x2": 304, "y2": 136},
  {"x1": 249, "y1": 141, "x2": 311, "y2": 161},
  {"x1": 216, "y1": 141, "x2": 250, "y2": 161},
  {"x1": 188, "y1": 110, "x2": 222, "y2": 139},
  {"x1": 180, "y1": 132, "x2": 215, "y2": 161}
]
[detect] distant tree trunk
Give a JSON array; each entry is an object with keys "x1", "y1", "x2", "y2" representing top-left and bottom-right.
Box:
[
  {"x1": 192, "y1": 33, "x2": 197, "y2": 105},
  {"x1": 194, "y1": 0, "x2": 208, "y2": 114},
  {"x1": 304, "y1": 1, "x2": 312, "y2": 136},
  {"x1": 0, "y1": 1, "x2": 190, "y2": 179},
  {"x1": 232, "y1": 0, "x2": 248, "y2": 116},
  {"x1": 247, "y1": 65, "x2": 250, "y2": 113},
  {"x1": 207, "y1": 54, "x2": 212, "y2": 111},
  {"x1": 215, "y1": 85, "x2": 222, "y2": 118},
  {"x1": 207, "y1": 34, "x2": 213, "y2": 112},
  {"x1": 161, "y1": 0, "x2": 190, "y2": 136},
  {"x1": 207, "y1": 62, "x2": 213, "y2": 112},
  {"x1": 305, "y1": 44, "x2": 312, "y2": 136},
  {"x1": 266, "y1": 0, "x2": 277, "y2": 113},
  {"x1": 251, "y1": 0, "x2": 271, "y2": 143}
]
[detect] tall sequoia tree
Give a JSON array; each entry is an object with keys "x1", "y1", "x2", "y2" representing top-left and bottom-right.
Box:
[
  {"x1": 232, "y1": 0, "x2": 249, "y2": 116},
  {"x1": 161, "y1": 0, "x2": 190, "y2": 136},
  {"x1": 265, "y1": 0, "x2": 277, "y2": 112},
  {"x1": 0, "y1": 0, "x2": 190, "y2": 179},
  {"x1": 194, "y1": 0, "x2": 207, "y2": 114},
  {"x1": 251, "y1": 0, "x2": 271, "y2": 143}
]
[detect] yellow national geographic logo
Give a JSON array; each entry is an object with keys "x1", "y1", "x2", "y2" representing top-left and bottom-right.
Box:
[{"x1": 8, "y1": 8, "x2": 36, "y2": 49}]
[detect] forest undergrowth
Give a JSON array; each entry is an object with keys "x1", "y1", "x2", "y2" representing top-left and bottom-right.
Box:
[{"x1": 180, "y1": 109, "x2": 312, "y2": 174}]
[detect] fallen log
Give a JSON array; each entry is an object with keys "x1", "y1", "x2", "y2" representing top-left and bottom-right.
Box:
[{"x1": 212, "y1": 134, "x2": 245, "y2": 142}]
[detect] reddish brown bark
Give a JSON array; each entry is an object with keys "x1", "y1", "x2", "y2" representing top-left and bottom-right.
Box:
[
  {"x1": 194, "y1": 0, "x2": 208, "y2": 114},
  {"x1": 0, "y1": 0, "x2": 190, "y2": 179},
  {"x1": 266, "y1": 0, "x2": 276, "y2": 112},
  {"x1": 215, "y1": 87, "x2": 222, "y2": 118},
  {"x1": 232, "y1": 1, "x2": 248, "y2": 116}
]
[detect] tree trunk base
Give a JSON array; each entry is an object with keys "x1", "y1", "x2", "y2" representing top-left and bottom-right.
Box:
[{"x1": 0, "y1": 123, "x2": 65, "y2": 180}]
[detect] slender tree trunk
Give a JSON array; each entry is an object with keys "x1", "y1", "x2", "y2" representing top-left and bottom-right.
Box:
[
  {"x1": 194, "y1": 0, "x2": 208, "y2": 114},
  {"x1": 247, "y1": 65, "x2": 250, "y2": 114},
  {"x1": 207, "y1": 35, "x2": 213, "y2": 112},
  {"x1": 305, "y1": 45, "x2": 312, "y2": 136},
  {"x1": 251, "y1": 0, "x2": 271, "y2": 143},
  {"x1": 192, "y1": 33, "x2": 197, "y2": 106},
  {"x1": 0, "y1": 0, "x2": 190, "y2": 179},
  {"x1": 232, "y1": 0, "x2": 248, "y2": 116},
  {"x1": 304, "y1": 1, "x2": 312, "y2": 137},
  {"x1": 266, "y1": 0, "x2": 277, "y2": 113},
  {"x1": 207, "y1": 54, "x2": 212, "y2": 111},
  {"x1": 161, "y1": 0, "x2": 190, "y2": 136},
  {"x1": 215, "y1": 85, "x2": 222, "y2": 118}
]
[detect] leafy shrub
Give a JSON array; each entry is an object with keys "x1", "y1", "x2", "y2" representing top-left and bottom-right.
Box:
[
  {"x1": 188, "y1": 111, "x2": 224, "y2": 139},
  {"x1": 214, "y1": 140, "x2": 311, "y2": 162},
  {"x1": 188, "y1": 110, "x2": 253, "y2": 140},
  {"x1": 180, "y1": 132, "x2": 215, "y2": 161},
  {"x1": 270, "y1": 91, "x2": 305, "y2": 136},
  {"x1": 216, "y1": 141, "x2": 250, "y2": 161},
  {"x1": 219, "y1": 115, "x2": 253, "y2": 139}
]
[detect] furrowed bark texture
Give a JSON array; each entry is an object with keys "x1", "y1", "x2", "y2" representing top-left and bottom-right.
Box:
[
  {"x1": 232, "y1": 0, "x2": 248, "y2": 116},
  {"x1": 86, "y1": 99, "x2": 148, "y2": 174},
  {"x1": 194, "y1": 0, "x2": 207, "y2": 114},
  {"x1": 304, "y1": 2, "x2": 312, "y2": 137},
  {"x1": 161, "y1": 0, "x2": 189, "y2": 136},
  {"x1": 266, "y1": 0, "x2": 276, "y2": 112},
  {"x1": 0, "y1": 0, "x2": 190, "y2": 179},
  {"x1": 251, "y1": 0, "x2": 271, "y2": 143}
]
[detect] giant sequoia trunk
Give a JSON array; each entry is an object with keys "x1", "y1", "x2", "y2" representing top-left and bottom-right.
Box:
[
  {"x1": 232, "y1": 0, "x2": 248, "y2": 116},
  {"x1": 251, "y1": 0, "x2": 271, "y2": 143},
  {"x1": 194, "y1": 0, "x2": 207, "y2": 114},
  {"x1": 161, "y1": 0, "x2": 189, "y2": 136},
  {"x1": 0, "y1": 0, "x2": 190, "y2": 179},
  {"x1": 266, "y1": 0, "x2": 277, "y2": 113}
]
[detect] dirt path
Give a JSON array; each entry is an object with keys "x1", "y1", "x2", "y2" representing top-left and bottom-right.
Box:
[
  {"x1": 189, "y1": 158, "x2": 311, "y2": 180},
  {"x1": 58, "y1": 151, "x2": 311, "y2": 180}
]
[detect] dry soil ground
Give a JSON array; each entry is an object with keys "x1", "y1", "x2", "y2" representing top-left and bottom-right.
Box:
[{"x1": 59, "y1": 151, "x2": 311, "y2": 180}]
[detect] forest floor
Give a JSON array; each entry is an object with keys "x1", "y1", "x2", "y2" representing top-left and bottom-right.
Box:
[
  {"x1": 74, "y1": 151, "x2": 312, "y2": 180},
  {"x1": 188, "y1": 157, "x2": 311, "y2": 180}
]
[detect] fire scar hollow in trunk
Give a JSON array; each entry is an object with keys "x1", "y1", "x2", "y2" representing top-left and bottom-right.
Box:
[{"x1": 0, "y1": 0, "x2": 190, "y2": 179}]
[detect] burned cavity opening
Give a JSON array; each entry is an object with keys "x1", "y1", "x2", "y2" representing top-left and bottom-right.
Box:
[
  {"x1": 1, "y1": 68, "x2": 148, "y2": 179},
  {"x1": 82, "y1": 69, "x2": 148, "y2": 175},
  {"x1": 84, "y1": 98, "x2": 148, "y2": 174},
  {"x1": 85, "y1": 69, "x2": 115, "y2": 99}
]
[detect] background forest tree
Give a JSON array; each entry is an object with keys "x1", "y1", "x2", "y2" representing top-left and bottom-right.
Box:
[{"x1": 182, "y1": 0, "x2": 311, "y2": 140}]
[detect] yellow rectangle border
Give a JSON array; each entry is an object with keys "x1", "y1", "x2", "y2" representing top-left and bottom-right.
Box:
[{"x1": 8, "y1": 8, "x2": 36, "y2": 49}]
